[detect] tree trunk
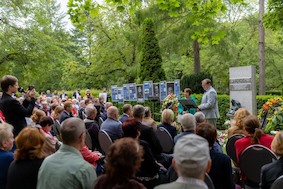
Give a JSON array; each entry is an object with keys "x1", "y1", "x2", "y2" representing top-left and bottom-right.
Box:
[
  {"x1": 259, "y1": 0, "x2": 266, "y2": 95},
  {"x1": 193, "y1": 40, "x2": 200, "y2": 73}
]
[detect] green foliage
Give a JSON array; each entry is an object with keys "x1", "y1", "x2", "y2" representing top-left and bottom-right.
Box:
[
  {"x1": 265, "y1": 0, "x2": 283, "y2": 31},
  {"x1": 139, "y1": 18, "x2": 166, "y2": 82},
  {"x1": 180, "y1": 72, "x2": 213, "y2": 94}
]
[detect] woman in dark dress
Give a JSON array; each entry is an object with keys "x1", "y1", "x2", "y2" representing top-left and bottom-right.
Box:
[
  {"x1": 6, "y1": 127, "x2": 46, "y2": 189},
  {"x1": 157, "y1": 109, "x2": 177, "y2": 139},
  {"x1": 93, "y1": 137, "x2": 146, "y2": 189}
]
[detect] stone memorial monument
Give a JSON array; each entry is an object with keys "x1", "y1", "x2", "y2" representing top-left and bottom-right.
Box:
[{"x1": 229, "y1": 65, "x2": 256, "y2": 115}]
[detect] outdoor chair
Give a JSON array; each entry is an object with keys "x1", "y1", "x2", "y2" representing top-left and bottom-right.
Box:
[
  {"x1": 85, "y1": 130, "x2": 93, "y2": 150},
  {"x1": 204, "y1": 173, "x2": 215, "y2": 189},
  {"x1": 98, "y1": 117, "x2": 104, "y2": 127},
  {"x1": 270, "y1": 175, "x2": 283, "y2": 189},
  {"x1": 156, "y1": 127, "x2": 174, "y2": 153},
  {"x1": 98, "y1": 130, "x2": 112, "y2": 155},
  {"x1": 226, "y1": 134, "x2": 245, "y2": 162},
  {"x1": 240, "y1": 144, "x2": 277, "y2": 185}
]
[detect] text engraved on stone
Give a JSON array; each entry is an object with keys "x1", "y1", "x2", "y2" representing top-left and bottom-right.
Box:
[
  {"x1": 230, "y1": 78, "x2": 252, "y2": 84},
  {"x1": 230, "y1": 84, "x2": 251, "y2": 91}
]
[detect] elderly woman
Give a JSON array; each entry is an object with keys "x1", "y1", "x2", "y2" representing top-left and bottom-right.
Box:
[
  {"x1": 0, "y1": 123, "x2": 14, "y2": 189},
  {"x1": 6, "y1": 127, "x2": 46, "y2": 189},
  {"x1": 228, "y1": 108, "x2": 251, "y2": 138},
  {"x1": 142, "y1": 107, "x2": 157, "y2": 130},
  {"x1": 93, "y1": 137, "x2": 145, "y2": 189},
  {"x1": 260, "y1": 131, "x2": 283, "y2": 189},
  {"x1": 157, "y1": 109, "x2": 177, "y2": 139}
]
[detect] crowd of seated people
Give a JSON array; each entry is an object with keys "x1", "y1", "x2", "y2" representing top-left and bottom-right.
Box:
[{"x1": 2, "y1": 84, "x2": 283, "y2": 189}]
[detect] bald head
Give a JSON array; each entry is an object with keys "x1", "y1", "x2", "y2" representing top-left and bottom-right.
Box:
[
  {"x1": 60, "y1": 117, "x2": 86, "y2": 147},
  {"x1": 180, "y1": 113, "x2": 196, "y2": 131},
  {"x1": 107, "y1": 106, "x2": 119, "y2": 120}
]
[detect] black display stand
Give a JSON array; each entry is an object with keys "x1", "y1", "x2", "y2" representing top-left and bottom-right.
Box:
[
  {"x1": 179, "y1": 99, "x2": 198, "y2": 111},
  {"x1": 148, "y1": 96, "x2": 160, "y2": 120}
]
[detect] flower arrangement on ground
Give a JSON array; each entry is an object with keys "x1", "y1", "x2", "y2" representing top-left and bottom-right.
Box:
[
  {"x1": 162, "y1": 94, "x2": 179, "y2": 121},
  {"x1": 258, "y1": 97, "x2": 283, "y2": 134}
]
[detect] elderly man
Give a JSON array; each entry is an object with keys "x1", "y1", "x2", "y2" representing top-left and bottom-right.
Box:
[
  {"x1": 198, "y1": 78, "x2": 219, "y2": 127},
  {"x1": 174, "y1": 113, "x2": 196, "y2": 143},
  {"x1": 100, "y1": 106, "x2": 122, "y2": 141},
  {"x1": 119, "y1": 104, "x2": 133, "y2": 123},
  {"x1": 154, "y1": 134, "x2": 211, "y2": 189},
  {"x1": 133, "y1": 105, "x2": 162, "y2": 158},
  {"x1": 194, "y1": 112, "x2": 206, "y2": 126},
  {"x1": 37, "y1": 117, "x2": 97, "y2": 189},
  {"x1": 84, "y1": 104, "x2": 100, "y2": 151}
]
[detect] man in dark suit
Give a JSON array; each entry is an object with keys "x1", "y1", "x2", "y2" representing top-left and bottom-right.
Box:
[
  {"x1": 84, "y1": 104, "x2": 100, "y2": 151},
  {"x1": 133, "y1": 105, "x2": 162, "y2": 159},
  {"x1": 0, "y1": 75, "x2": 36, "y2": 136},
  {"x1": 119, "y1": 104, "x2": 132, "y2": 123},
  {"x1": 100, "y1": 106, "x2": 122, "y2": 142},
  {"x1": 59, "y1": 101, "x2": 73, "y2": 123},
  {"x1": 59, "y1": 90, "x2": 67, "y2": 99},
  {"x1": 73, "y1": 89, "x2": 81, "y2": 100}
]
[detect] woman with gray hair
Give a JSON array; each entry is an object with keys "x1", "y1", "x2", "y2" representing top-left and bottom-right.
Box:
[
  {"x1": 0, "y1": 123, "x2": 14, "y2": 189},
  {"x1": 142, "y1": 107, "x2": 157, "y2": 130}
]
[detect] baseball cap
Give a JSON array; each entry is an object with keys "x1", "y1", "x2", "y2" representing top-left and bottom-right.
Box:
[{"x1": 174, "y1": 134, "x2": 210, "y2": 169}]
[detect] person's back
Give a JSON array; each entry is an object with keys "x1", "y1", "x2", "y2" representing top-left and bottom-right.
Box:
[
  {"x1": 196, "y1": 123, "x2": 235, "y2": 189},
  {"x1": 37, "y1": 117, "x2": 96, "y2": 189},
  {"x1": 37, "y1": 145, "x2": 96, "y2": 189},
  {"x1": 7, "y1": 158, "x2": 44, "y2": 189},
  {"x1": 100, "y1": 106, "x2": 122, "y2": 141},
  {"x1": 0, "y1": 123, "x2": 14, "y2": 189},
  {"x1": 209, "y1": 150, "x2": 234, "y2": 189},
  {"x1": 260, "y1": 131, "x2": 283, "y2": 189},
  {"x1": 154, "y1": 134, "x2": 211, "y2": 189},
  {"x1": 6, "y1": 127, "x2": 46, "y2": 189}
]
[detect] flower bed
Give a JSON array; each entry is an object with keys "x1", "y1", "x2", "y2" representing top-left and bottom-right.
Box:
[{"x1": 257, "y1": 97, "x2": 283, "y2": 134}]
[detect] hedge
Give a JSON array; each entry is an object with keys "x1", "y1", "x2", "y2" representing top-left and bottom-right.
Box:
[
  {"x1": 112, "y1": 94, "x2": 278, "y2": 130},
  {"x1": 63, "y1": 89, "x2": 278, "y2": 130}
]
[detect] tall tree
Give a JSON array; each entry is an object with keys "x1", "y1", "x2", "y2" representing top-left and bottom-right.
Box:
[
  {"x1": 259, "y1": 0, "x2": 265, "y2": 95},
  {"x1": 139, "y1": 18, "x2": 166, "y2": 82}
]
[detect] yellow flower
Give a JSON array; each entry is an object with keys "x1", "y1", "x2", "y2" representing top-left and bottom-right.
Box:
[
  {"x1": 274, "y1": 111, "x2": 278, "y2": 115},
  {"x1": 267, "y1": 117, "x2": 272, "y2": 121}
]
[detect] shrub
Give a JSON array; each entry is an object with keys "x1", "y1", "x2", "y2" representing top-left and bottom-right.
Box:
[
  {"x1": 180, "y1": 72, "x2": 213, "y2": 94},
  {"x1": 139, "y1": 18, "x2": 166, "y2": 82}
]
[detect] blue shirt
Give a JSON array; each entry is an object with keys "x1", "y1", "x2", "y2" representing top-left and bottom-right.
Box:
[{"x1": 0, "y1": 149, "x2": 14, "y2": 189}]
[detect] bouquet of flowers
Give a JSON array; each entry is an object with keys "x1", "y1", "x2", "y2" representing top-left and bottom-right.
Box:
[
  {"x1": 162, "y1": 94, "x2": 179, "y2": 120},
  {"x1": 258, "y1": 97, "x2": 283, "y2": 134},
  {"x1": 217, "y1": 130, "x2": 228, "y2": 147}
]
